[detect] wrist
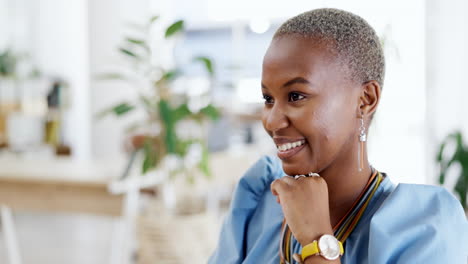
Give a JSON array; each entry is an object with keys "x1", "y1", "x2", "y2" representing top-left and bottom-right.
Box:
[
  {"x1": 301, "y1": 234, "x2": 344, "y2": 263},
  {"x1": 304, "y1": 255, "x2": 341, "y2": 264},
  {"x1": 299, "y1": 225, "x2": 334, "y2": 246}
]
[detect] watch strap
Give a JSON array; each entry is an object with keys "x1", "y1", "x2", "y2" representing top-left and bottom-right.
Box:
[
  {"x1": 301, "y1": 238, "x2": 344, "y2": 261},
  {"x1": 301, "y1": 241, "x2": 319, "y2": 261}
]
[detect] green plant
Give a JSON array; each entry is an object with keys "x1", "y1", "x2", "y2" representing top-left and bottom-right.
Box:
[
  {"x1": 437, "y1": 131, "x2": 468, "y2": 210},
  {"x1": 0, "y1": 49, "x2": 18, "y2": 77},
  {"x1": 98, "y1": 16, "x2": 219, "y2": 182}
]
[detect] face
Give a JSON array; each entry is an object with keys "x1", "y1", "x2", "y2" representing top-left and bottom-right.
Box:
[{"x1": 261, "y1": 36, "x2": 362, "y2": 176}]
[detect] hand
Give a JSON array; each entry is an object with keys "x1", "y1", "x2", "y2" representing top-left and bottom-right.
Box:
[{"x1": 271, "y1": 176, "x2": 334, "y2": 246}]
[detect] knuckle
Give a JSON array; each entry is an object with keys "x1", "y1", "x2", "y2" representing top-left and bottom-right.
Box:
[{"x1": 271, "y1": 179, "x2": 285, "y2": 191}]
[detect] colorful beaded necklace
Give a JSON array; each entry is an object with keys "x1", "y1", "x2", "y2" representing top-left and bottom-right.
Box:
[{"x1": 279, "y1": 169, "x2": 383, "y2": 264}]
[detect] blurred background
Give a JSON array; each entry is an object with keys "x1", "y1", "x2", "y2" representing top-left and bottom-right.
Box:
[{"x1": 0, "y1": 0, "x2": 467, "y2": 263}]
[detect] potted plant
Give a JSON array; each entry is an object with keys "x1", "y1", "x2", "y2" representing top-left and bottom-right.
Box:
[
  {"x1": 0, "y1": 49, "x2": 18, "y2": 77},
  {"x1": 436, "y1": 131, "x2": 468, "y2": 212},
  {"x1": 0, "y1": 49, "x2": 19, "y2": 146},
  {"x1": 98, "y1": 16, "x2": 219, "y2": 187}
]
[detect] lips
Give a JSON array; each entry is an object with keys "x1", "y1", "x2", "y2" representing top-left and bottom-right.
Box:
[
  {"x1": 273, "y1": 137, "x2": 307, "y2": 160},
  {"x1": 273, "y1": 137, "x2": 305, "y2": 145}
]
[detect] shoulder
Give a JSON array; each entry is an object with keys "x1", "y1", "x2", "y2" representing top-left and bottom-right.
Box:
[
  {"x1": 235, "y1": 155, "x2": 284, "y2": 198},
  {"x1": 373, "y1": 183, "x2": 466, "y2": 223},
  {"x1": 368, "y1": 183, "x2": 468, "y2": 263},
  {"x1": 208, "y1": 156, "x2": 283, "y2": 264}
]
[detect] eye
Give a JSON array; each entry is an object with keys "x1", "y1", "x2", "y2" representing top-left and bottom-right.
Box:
[
  {"x1": 288, "y1": 92, "x2": 306, "y2": 102},
  {"x1": 262, "y1": 94, "x2": 274, "y2": 105}
]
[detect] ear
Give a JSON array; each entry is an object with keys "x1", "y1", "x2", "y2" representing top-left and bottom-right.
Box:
[{"x1": 357, "y1": 80, "x2": 381, "y2": 118}]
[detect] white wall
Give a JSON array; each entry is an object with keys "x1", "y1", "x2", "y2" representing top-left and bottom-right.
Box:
[
  {"x1": 27, "y1": 0, "x2": 91, "y2": 160},
  {"x1": 88, "y1": 0, "x2": 132, "y2": 161},
  {"x1": 88, "y1": 0, "x2": 158, "y2": 160},
  {"x1": 89, "y1": 0, "x2": 429, "y2": 183},
  {"x1": 426, "y1": 0, "x2": 468, "y2": 185},
  {"x1": 89, "y1": 0, "x2": 181, "y2": 160},
  {"x1": 9, "y1": 0, "x2": 466, "y2": 185},
  {"x1": 173, "y1": 0, "x2": 428, "y2": 184}
]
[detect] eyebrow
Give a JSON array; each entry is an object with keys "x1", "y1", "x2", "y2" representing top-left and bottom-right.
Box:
[{"x1": 261, "y1": 77, "x2": 312, "y2": 89}]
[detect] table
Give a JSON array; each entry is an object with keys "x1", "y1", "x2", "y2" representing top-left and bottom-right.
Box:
[
  {"x1": 0, "y1": 157, "x2": 135, "y2": 264},
  {"x1": 0, "y1": 147, "x2": 267, "y2": 264},
  {"x1": 0, "y1": 157, "x2": 124, "y2": 216}
]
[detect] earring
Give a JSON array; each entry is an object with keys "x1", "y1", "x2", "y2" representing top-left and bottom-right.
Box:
[{"x1": 358, "y1": 116, "x2": 367, "y2": 172}]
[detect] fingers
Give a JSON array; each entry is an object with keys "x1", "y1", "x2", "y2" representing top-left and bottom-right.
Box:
[
  {"x1": 271, "y1": 176, "x2": 297, "y2": 204},
  {"x1": 271, "y1": 175, "x2": 326, "y2": 200},
  {"x1": 270, "y1": 179, "x2": 281, "y2": 203},
  {"x1": 271, "y1": 177, "x2": 291, "y2": 195},
  {"x1": 271, "y1": 178, "x2": 285, "y2": 204}
]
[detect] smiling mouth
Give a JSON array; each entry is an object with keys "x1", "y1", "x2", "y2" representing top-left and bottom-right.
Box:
[
  {"x1": 276, "y1": 139, "x2": 307, "y2": 160},
  {"x1": 277, "y1": 139, "x2": 306, "y2": 151}
]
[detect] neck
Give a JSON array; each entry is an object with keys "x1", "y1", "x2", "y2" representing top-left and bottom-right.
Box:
[{"x1": 320, "y1": 143, "x2": 373, "y2": 229}]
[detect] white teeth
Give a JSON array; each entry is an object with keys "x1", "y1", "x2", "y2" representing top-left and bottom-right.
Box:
[{"x1": 277, "y1": 140, "x2": 305, "y2": 152}]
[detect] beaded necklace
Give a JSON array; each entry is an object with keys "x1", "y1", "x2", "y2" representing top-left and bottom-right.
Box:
[{"x1": 279, "y1": 169, "x2": 383, "y2": 264}]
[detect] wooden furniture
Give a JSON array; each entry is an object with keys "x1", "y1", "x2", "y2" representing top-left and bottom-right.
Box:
[
  {"x1": 0, "y1": 147, "x2": 265, "y2": 264},
  {"x1": 0, "y1": 157, "x2": 123, "y2": 216},
  {"x1": 0, "y1": 157, "x2": 133, "y2": 264}
]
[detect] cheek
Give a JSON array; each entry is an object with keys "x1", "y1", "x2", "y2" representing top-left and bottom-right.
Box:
[
  {"x1": 289, "y1": 100, "x2": 351, "y2": 147},
  {"x1": 313, "y1": 99, "x2": 357, "y2": 153},
  {"x1": 288, "y1": 105, "x2": 336, "y2": 138},
  {"x1": 261, "y1": 108, "x2": 272, "y2": 136}
]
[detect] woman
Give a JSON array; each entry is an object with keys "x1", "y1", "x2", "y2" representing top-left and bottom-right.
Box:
[{"x1": 208, "y1": 8, "x2": 468, "y2": 264}]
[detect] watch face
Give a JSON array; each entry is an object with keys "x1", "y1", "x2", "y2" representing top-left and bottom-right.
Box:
[{"x1": 318, "y1": 234, "x2": 340, "y2": 260}]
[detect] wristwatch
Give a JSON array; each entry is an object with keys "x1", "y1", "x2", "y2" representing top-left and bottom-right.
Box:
[{"x1": 301, "y1": 234, "x2": 344, "y2": 261}]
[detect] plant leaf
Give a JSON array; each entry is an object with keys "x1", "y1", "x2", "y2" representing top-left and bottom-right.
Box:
[
  {"x1": 193, "y1": 56, "x2": 214, "y2": 76},
  {"x1": 126, "y1": 38, "x2": 145, "y2": 45},
  {"x1": 165, "y1": 20, "x2": 184, "y2": 38},
  {"x1": 437, "y1": 139, "x2": 448, "y2": 184},
  {"x1": 126, "y1": 38, "x2": 150, "y2": 54},
  {"x1": 149, "y1": 15, "x2": 160, "y2": 24},
  {"x1": 95, "y1": 102, "x2": 134, "y2": 119},
  {"x1": 175, "y1": 139, "x2": 196, "y2": 156},
  {"x1": 158, "y1": 100, "x2": 177, "y2": 154},
  {"x1": 113, "y1": 102, "x2": 135, "y2": 116},
  {"x1": 454, "y1": 170, "x2": 467, "y2": 209},
  {"x1": 142, "y1": 137, "x2": 159, "y2": 174},
  {"x1": 198, "y1": 143, "x2": 211, "y2": 178},
  {"x1": 436, "y1": 141, "x2": 446, "y2": 162},
  {"x1": 163, "y1": 70, "x2": 180, "y2": 81},
  {"x1": 174, "y1": 103, "x2": 191, "y2": 122},
  {"x1": 436, "y1": 130, "x2": 468, "y2": 209},
  {"x1": 438, "y1": 171, "x2": 446, "y2": 185},
  {"x1": 0, "y1": 49, "x2": 17, "y2": 76},
  {"x1": 157, "y1": 69, "x2": 181, "y2": 85},
  {"x1": 199, "y1": 104, "x2": 220, "y2": 120},
  {"x1": 437, "y1": 132, "x2": 458, "y2": 184},
  {"x1": 119, "y1": 47, "x2": 139, "y2": 59}
]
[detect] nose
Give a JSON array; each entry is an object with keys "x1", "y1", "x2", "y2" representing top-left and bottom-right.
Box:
[{"x1": 262, "y1": 103, "x2": 289, "y2": 133}]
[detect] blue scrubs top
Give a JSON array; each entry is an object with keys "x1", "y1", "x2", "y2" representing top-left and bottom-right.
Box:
[{"x1": 208, "y1": 156, "x2": 468, "y2": 264}]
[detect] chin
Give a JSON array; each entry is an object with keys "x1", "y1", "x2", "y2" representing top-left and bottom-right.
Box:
[{"x1": 281, "y1": 162, "x2": 311, "y2": 176}]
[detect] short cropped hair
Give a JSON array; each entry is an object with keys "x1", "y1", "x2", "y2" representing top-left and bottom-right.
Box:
[{"x1": 274, "y1": 8, "x2": 385, "y2": 88}]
